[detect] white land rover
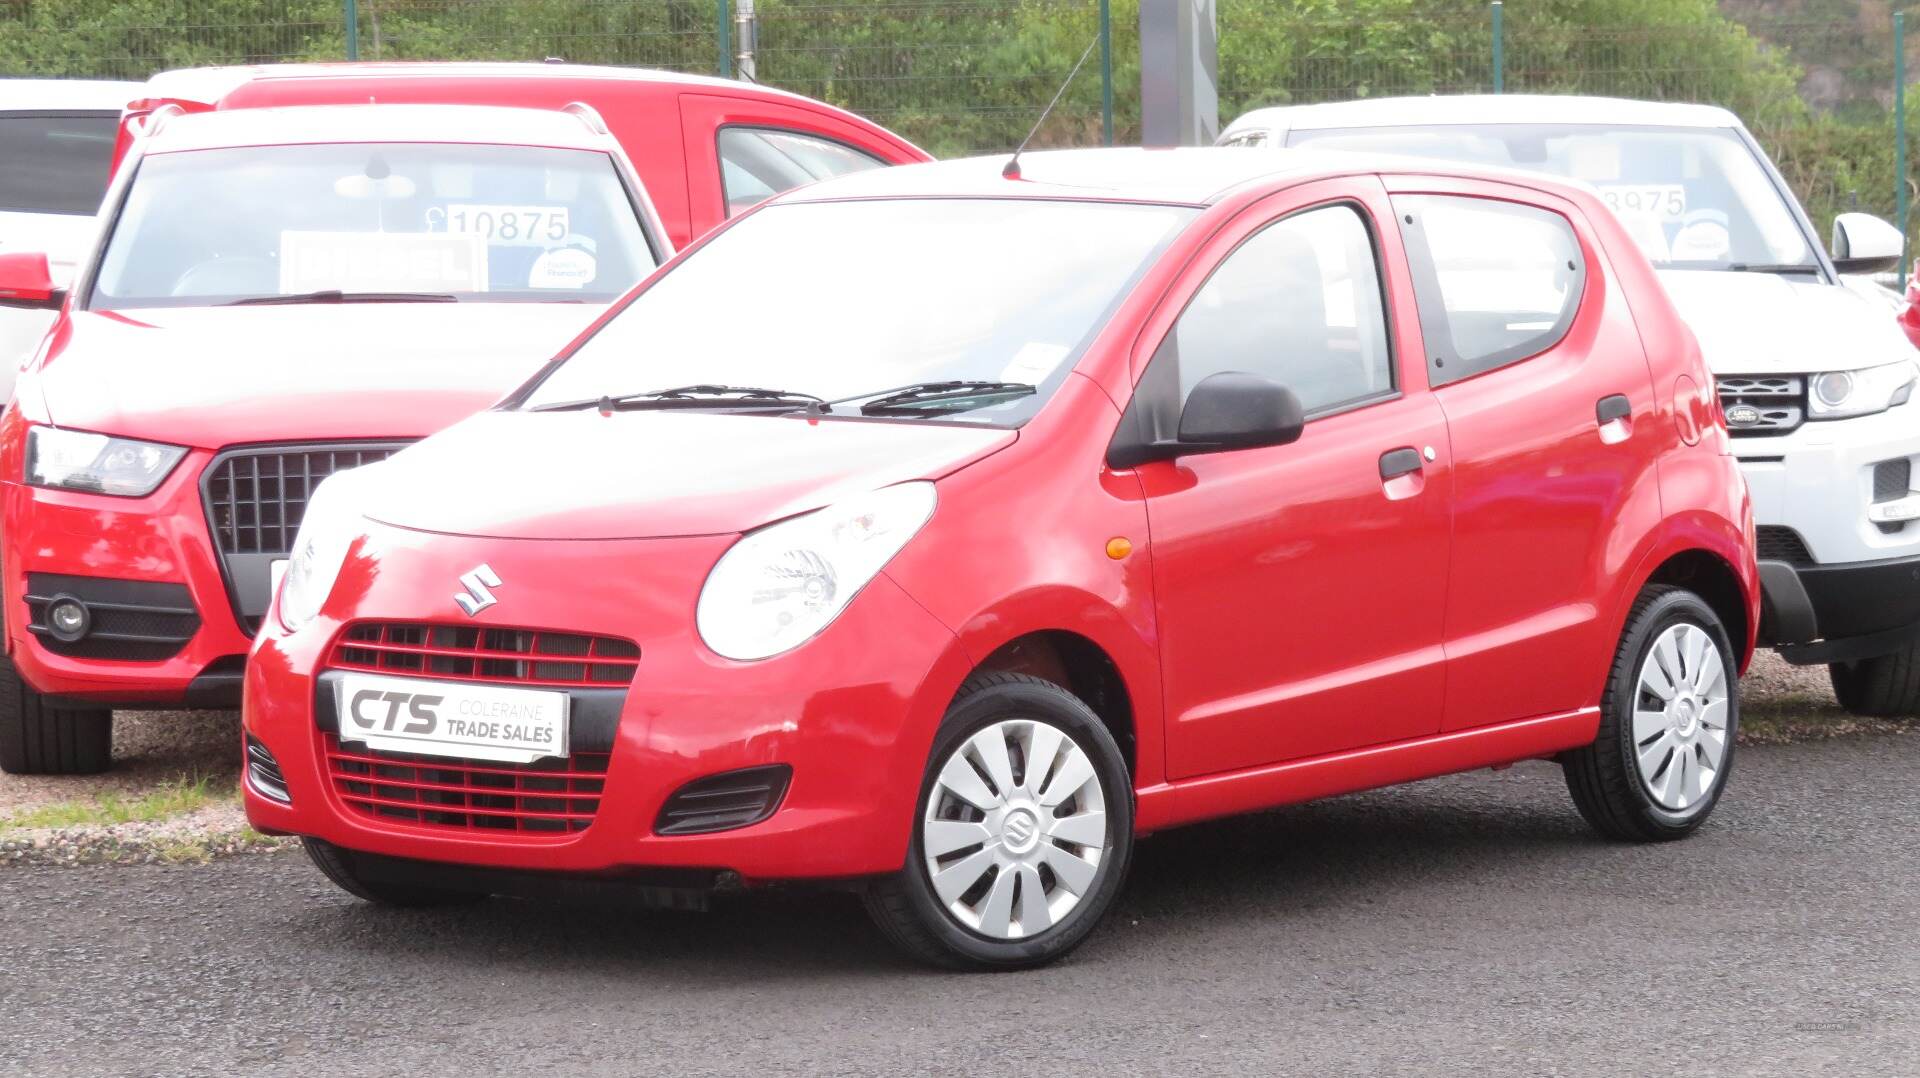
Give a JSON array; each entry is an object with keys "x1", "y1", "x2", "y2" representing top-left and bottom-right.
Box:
[{"x1": 1222, "y1": 95, "x2": 1920, "y2": 716}]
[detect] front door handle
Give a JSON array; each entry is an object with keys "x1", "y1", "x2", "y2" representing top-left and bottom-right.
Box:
[
  {"x1": 1596, "y1": 394, "x2": 1632, "y2": 425},
  {"x1": 1379, "y1": 447, "x2": 1423, "y2": 480}
]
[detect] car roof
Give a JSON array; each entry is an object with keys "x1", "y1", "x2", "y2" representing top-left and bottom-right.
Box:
[
  {"x1": 781, "y1": 145, "x2": 1591, "y2": 207},
  {"x1": 139, "y1": 62, "x2": 835, "y2": 112},
  {"x1": 0, "y1": 77, "x2": 142, "y2": 112},
  {"x1": 141, "y1": 102, "x2": 617, "y2": 154},
  {"x1": 1224, "y1": 94, "x2": 1743, "y2": 139}
]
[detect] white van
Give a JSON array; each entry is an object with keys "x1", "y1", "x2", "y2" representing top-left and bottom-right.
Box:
[
  {"x1": 1222, "y1": 95, "x2": 1920, "y2": 716},
  {"x1": 0, "y1": 79, "x2": 139, "y2": 390}
]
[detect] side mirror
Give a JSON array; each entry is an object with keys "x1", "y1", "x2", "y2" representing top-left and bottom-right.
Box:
[
  {"x1": 1109, "y1": 370, "x2": 1305, "y2": 468},
  {"x1": 0, "y1": 252, "x2": 62, "y2": 311},
  {"x1": 1832, "y1": 212, "x2": 1904, "y2": 275}
]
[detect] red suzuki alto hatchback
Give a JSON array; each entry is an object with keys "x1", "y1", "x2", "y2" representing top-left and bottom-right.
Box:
[{"x1": 243, "y1": 148, "x2": 1758, "y2": 970}]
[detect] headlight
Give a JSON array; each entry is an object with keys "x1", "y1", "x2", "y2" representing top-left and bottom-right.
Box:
[
  {"x1": 25, "y1": 426, "x2": 186, "y2": 497},
  {"x1": 1807, "y1": 360, "x2": 1918, "y2": 420},
  {"x1": 696, "y1": 482, "x2": 937, "y2": 661},
  {"x1": 275, "y1": 470, "x2": 370, "y2": 633}
]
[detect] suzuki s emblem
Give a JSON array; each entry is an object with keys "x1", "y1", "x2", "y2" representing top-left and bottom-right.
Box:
[
  {"x1": 455, "y1": 564, "x2": 501, "y2": 617},
  {"x1": 1726, "y1": 404, "x2": 1762, "y2": 428}
]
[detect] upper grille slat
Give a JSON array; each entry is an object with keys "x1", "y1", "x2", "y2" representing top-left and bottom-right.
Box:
[{"x1": 331, "y1": 621, "x2": 641, "y2": 687}]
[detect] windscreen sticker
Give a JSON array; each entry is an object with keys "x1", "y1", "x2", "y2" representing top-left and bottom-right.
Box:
[
  {"x1": 999, "y1": 342, "x2": 1072, "y2": 385},
  {"x1": 528, "y1": 246, "x2": 598, "y2": 290},
  {"x1": 1596, "y1": 184, "x2": 1687, "y2": 220},
  {"x1": 1670, "y1": 220, "x2": 1732, "y2": 262},
  {"x1": 279, "y1": 231, "x2": 487, "y2": 294},
  {"x1": 436, "y1": 204, "x2": 571, "y2": 246}
]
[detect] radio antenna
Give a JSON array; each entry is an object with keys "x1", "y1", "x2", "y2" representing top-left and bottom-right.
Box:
[{"x1": 1003, "y1": 35, "x2": 1101, "y2": 180}]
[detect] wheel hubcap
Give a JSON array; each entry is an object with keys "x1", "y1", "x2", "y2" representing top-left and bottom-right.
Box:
[
  {"x1": 1632, "y1": 622, "x2": 1730, "y2": 812},
  {"x1": 921, "y1": 718, "x2": 1109, "y2": 941}
]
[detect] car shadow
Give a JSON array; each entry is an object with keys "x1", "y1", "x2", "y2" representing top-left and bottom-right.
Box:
[{"x1": 275, "y1": 763, "x2": 1620, "y2": 979}]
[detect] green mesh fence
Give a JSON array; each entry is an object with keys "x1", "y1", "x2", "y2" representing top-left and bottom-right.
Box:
[{"x1": 1, "y1": 0, "x2": 1915, "y2": 252}]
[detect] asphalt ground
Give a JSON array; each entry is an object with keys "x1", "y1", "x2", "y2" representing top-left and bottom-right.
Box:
[{"x1": 2, "y1": 728, "x2": 1914, "y2": 1076}]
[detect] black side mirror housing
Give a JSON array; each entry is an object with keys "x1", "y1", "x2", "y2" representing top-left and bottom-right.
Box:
[{"x1": 1109, "y1": 370, "x2": 1305, "y2": 468}]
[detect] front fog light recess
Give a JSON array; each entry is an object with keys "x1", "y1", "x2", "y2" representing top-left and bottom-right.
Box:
[
  {"x1": 697, "y1": 482, "x2": 937, "y2": 661},
  {"x1": 45, "y1": 596, "x2": 90, "y2": 642}
]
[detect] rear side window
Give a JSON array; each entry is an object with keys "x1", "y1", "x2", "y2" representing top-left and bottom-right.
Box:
[
  {"x1": 1395, "y1": 194, "x2": 1584, "y2": 387},
  {"x1": 0, "y1": 113, "x2": 119, "y2": 215},
  {"x1": 718, "y1": 127, "x2": 885, "y2": 217}
]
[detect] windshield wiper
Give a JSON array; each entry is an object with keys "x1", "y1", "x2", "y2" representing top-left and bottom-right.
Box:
[
  {"x1": 1725, "y1": 263, "x2": 1822, "y2": 275},
  {"x1": 227, "y1": 290, "x2": 459, "y2": 305},
  {"x1": 837, "y1": 380, "x2": 1037, "y2": 417},
  {"x1": 532, "y1": 383, "x2": 828, "y2": 414}
]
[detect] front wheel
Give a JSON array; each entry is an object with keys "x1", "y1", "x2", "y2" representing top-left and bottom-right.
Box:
[
  {"x1": 1828, "y1": 644, "x2": 1920, "y2": 718},
  {"x1": 1563, "y1": 586, "x2": 1737, "y2": 842},
  {"x1": 864, "y1": 672, "x2": 1134, "y2": 971},
  {"x1": 0, "y1": 652, "x2": 112, "y2": 775}
]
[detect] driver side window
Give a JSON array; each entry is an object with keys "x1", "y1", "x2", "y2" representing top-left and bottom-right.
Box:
[
  {"x1": 1134, "y1": 203, "x2": 1395, "y2": 443},
  {"x1": 718, "y1": 127, "x2": 885, "y2": 217}
]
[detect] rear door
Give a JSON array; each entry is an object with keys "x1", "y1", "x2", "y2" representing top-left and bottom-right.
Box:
[
  {"x1": 1386, "y1": 177, "x2": 1665, "y2": 730},
  {"x1": 1130, "y1": 178, "x2": 1455, "y2": 779},
  {"x1": 677, "y1": 93, "x2": 908, "y2": 238}
]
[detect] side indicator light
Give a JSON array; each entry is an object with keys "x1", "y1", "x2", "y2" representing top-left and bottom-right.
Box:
[{"x1": 1106, "y1": 537, "x2": 1133, "y2": 560}]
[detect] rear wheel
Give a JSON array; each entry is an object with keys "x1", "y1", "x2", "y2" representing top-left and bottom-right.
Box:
[
  {"x1": 863, "y1": 672, "x2": 1133, "y2": 971},
  {"x1": 1563, "y1": 586, "x2": 1736, "y2": 842},
  {"x1": 0, "y1": 652, "x2": 112, "y2": 775},
  {"x1": 1828, "y1": 644, "x2": 1920, "y2": 718},
  {"x1": 302, "y1": 839, "x2": 488, "y2": 908}
]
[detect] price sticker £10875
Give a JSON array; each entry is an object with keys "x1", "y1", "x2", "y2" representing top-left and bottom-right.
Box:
[{"x1": 441, "y1": 204, "x2": 570, "y2": 246}]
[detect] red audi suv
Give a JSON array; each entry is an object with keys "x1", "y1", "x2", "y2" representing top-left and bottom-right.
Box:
[{"x1": 243, "y1": 149, "x2": 1758, "y2": 969}]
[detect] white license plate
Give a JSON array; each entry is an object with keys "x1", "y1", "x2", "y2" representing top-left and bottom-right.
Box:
[{"x1": 333, "y1": 671, "x2": 569, "y2": 764}]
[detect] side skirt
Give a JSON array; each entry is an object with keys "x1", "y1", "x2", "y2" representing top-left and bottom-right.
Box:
[{"x1": 1135, "y1": 707, "x2": 1601, "y2": 833}]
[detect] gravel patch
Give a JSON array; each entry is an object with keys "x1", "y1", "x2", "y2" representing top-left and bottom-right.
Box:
[{"x1": 0, "y1": 708, "x2": 241, "y2": 817}]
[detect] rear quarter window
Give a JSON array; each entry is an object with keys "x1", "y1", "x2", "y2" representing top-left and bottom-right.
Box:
[{"x1": 1394, "y1": 194, "x2": 1585, "y2": 387}]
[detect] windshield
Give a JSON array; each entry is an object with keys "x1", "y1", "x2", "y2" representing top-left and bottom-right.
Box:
[
  {"x1": 1287, "y1": 123, "x2": 1814, "y2": 271},
  {"x1": 0, "y1": 113, "x2": 119, "y2": 216},
  {"x1": 90, "y1": 142, "x2": 657, "y2": 309},
  {"x1": 521, "y1": 198, "x2": 1197, "y2": 425}
]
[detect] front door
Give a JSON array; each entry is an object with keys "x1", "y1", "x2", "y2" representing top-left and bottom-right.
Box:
[{"x1": 1130, "y1": 182, "x2": 1455, "y2": 780}]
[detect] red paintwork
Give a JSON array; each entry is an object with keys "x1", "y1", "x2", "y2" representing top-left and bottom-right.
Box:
[
  {"x1": 114, "y1": 63, "x2": 930, "y2": 249},
  {"x1": 1902, "y1": 264, "x2": 1920, "y2": 350},
  {"x1": 5, "y1": 66, "x2": 924, "y2": 709},
  {"x1": 0, "y1": 252, "x2": 57, "y2": 306},
  {"x1": 245, "y1": 154, "x2": 1758, "y2": 880}
]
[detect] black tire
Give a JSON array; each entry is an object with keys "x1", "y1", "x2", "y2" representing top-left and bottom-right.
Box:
[
  {"x1": 1828, "y1": 644, "x2": 1920, "y2": 718},
  {"x1": 302, "y1": 838, "x2": 489, "y2": 908},
  {"x1": 1563, "y1": 586, "x2": 1738, "y2": 842},
  {"x1": 863, "y1": 671, "x2": 1134, "y2": 971},
  {"x1": 0, "y1": 651, "x2": 112, "y2": 775}
]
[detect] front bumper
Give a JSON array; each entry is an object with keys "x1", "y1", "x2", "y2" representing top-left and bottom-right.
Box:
[
  {"x1": 242, "y1": 521, "x2": 972, "y2": 882},
  {"x1": 1760, "y1": 551, "x2": 1920, "y2": 664},
  {"x1": 1, "y1": 462, "x2": 253, "y2": 706}
]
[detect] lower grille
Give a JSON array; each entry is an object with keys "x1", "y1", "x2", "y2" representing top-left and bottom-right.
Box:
[
  {"x1": 1755, "y1": 525, "x2": 1814, "y2": 567},
  {"x1": 23, "y1": 573, "x2": 200, "y2": 661},
  {"x1": 1717, "y1": 375, "x2": 1805, "y2": 436},
  {"x1": 325, "y1": 735, "x2": 610, "y2": 835},
  {"x1": 201, "y1": 442, "x2": 412, "y2": 635}
]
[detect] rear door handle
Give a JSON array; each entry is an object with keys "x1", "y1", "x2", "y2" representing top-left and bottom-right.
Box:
[
  {"x1": 1379, "y1": 447, "x2": 1423, "y2": 480},
  {"x1": 1596, "y1": 394, "x2": 1632, "y2": 425}
]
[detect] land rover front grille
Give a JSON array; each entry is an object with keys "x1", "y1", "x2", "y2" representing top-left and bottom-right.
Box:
[
  {"x1": 1716, "y1": 376, "x2": 1805, "y2": 436},
  {"x1": 200, "y1": 442, "x2": 411, "y2": 634}
]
